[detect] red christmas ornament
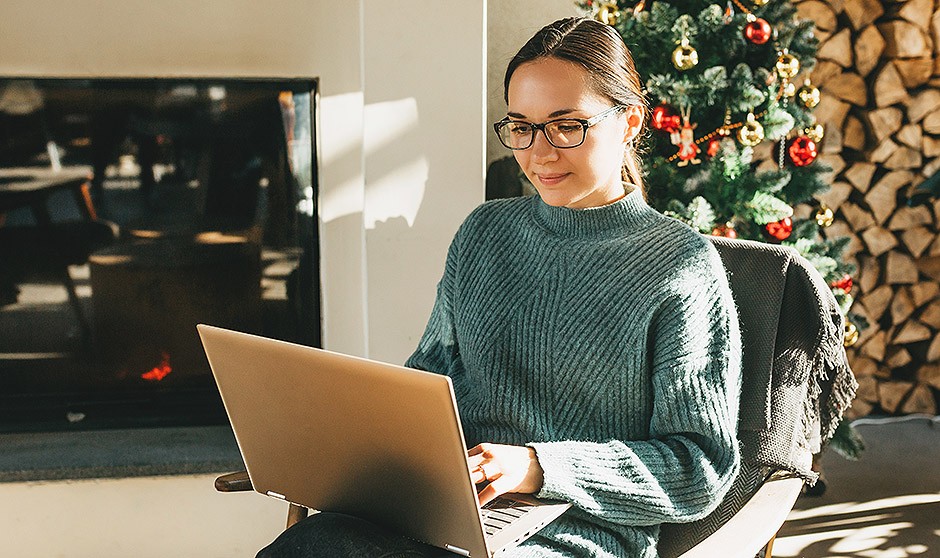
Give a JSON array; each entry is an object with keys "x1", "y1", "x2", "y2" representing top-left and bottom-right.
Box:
[
  {"x1": 651, "y1": 104, "x2": 681, "y2": 133},
  {"x1": 788, "y1": 136, "x2": 818, "y2": 167},
  {"x1": 706, "y1": 137, "x2": 721, "y2": 157},
  {"x1": 744, "y1": 18, "x2": 772, "y2": 45},
  {"x1": 712, "y1": 223, "x2": 737, "y2": 238},
  {"x1": 831, "y1": 274, "x2": 853, "y2": 292},
  {"x1": 765, "y1": 216, "x2": 793, "y2": 241}
]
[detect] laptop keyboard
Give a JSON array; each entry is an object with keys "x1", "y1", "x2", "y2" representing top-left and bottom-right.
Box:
[{"x1": 481, "y1": 497, "x2": 533, "y2": 536}]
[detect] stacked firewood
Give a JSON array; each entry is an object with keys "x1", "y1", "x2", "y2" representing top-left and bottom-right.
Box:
[{"x1": 786, "y1": 0, "x2": 940, "y2": 416}]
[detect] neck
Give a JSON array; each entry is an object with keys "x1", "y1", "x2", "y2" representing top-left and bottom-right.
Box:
[
  {"x1": 566, "y1": 182, "x2": 634, "y2": 209},
  {"x1": 532, "y1": 184, "x2": 653, "y2": 238}
]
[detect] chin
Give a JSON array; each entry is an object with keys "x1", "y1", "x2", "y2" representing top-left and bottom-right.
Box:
[{"x1": 536, "y1": 189, "x2": 578, "y2": 207}]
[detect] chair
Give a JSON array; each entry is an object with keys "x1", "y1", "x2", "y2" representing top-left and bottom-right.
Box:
[
  {"x1": 0, "y1": 167, "x2": 118, "y2": 345},
  {"x1": 655, "y1": 236, "x2": 856, "y2": 557},
  {"x1": 215, "y1": 236, "x2": 857, "y2": 557}
]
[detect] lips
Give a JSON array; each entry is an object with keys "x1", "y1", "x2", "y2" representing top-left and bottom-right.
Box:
[{"x1": 536, "y1": 172, "x2": 570, "y2": 186}]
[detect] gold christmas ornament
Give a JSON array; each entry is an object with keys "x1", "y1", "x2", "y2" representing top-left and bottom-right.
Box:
[
  {"x1": 783, "y1": 81, "x2": 797, "y2": 97},
  {"x1": 672, "y1": 39, "x2": 699, "y2": 71},
  {"x1": 815, "y1": 204, "x2": 834, "y2": 228},
  {"x1": 797, "y1": 81, "x2": 821, "y2": 108},
  {"x1": 776, "y1": 50, "x2": 801, "y2": 79},
  {"x1": 844, "y1": 320, "x2": 859, "y2": 347},
  {"x1": 737, "y1": 112, "x2": 764, "y2": 146},
  {"x1": 804, "y1": 123, "x2": 825, "y2": 143},
  {"x1": 595, "y1": 2, "x2": 621, "y2": 26}
]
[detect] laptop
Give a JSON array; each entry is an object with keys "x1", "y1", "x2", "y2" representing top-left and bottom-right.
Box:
[{"x1": 197, "y1": 324, "x2": 571, "y2": 557}]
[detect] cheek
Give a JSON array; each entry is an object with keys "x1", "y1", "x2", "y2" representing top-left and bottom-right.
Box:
[{"x1": 580, "y1": 140, "x2": 625, "y2": 177}]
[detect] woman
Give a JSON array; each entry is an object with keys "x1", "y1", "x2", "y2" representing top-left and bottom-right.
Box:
[{"x1": 258, "y1": 16, "x2": 742, "y2": 558}]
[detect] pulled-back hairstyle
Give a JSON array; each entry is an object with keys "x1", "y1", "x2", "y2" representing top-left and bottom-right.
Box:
[{"x1": 504, "y1": 17, "x2": 648, "y2": 191}]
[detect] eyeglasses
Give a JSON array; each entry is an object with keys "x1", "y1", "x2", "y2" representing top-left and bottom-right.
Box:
[{"x1": 493, "y1": 105, "x2": 627, "y2": 150}]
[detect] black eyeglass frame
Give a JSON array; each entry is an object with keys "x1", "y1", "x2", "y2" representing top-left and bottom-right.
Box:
[{"x1": 493, "y1": 104, "x2": 628, "y2": 150}]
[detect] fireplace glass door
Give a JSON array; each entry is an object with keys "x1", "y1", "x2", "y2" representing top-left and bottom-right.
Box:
[{"x1": 0, "y1": 78, "x2": 320, "y2": 432}]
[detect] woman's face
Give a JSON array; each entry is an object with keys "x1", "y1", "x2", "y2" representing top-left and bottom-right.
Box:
[{"x1": 506, "y1": 57, "x2": 642, "y2": 209}]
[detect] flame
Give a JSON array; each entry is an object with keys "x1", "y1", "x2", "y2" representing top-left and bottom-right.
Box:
[{"x1": 141, "y1": 352, "x2": 172, "y2": 381}]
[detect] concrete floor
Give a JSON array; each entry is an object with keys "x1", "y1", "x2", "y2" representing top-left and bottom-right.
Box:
[
  {"x1": 0, "y1": 472, "x2": 286, "y2": 557},
  {"x1": 775, "y1": 416, "x2": 940, "y2": 558},
  {"x1": 1, "y1": 417, "x2": 937, "y2": 557}
]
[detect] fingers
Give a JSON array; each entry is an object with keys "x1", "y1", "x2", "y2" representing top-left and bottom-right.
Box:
[
  {"x1": 467, "y1": 444, "x2": 494, "y2": 482},
  {"x1": 477, "y1": 475, "x2": 516, "y2": 507},
  {"x1": 467, "y1": 443, "x2": 492, "y2": 459},
  {"x1": 468, "y1": 444, "x2": 485, "y2": 457},
  {"x1": 469, "y1": 460, "x2": 502, "y2": 485},
  {"x1": 468, "y1": 443, "x2": 545, "y2": 505},
  {"x1": 481, "y1": 462, "x2": 501, "y2": 481}
]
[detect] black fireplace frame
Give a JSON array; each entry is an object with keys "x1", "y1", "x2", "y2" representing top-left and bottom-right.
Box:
[{"x1": 0, "y1": 76, "x2": 322, "y2": 433}]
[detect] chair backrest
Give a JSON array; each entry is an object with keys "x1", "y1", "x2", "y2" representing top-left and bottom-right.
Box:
[{"x1": 658, "y1": 236, "x2": 855, "y2": 557}]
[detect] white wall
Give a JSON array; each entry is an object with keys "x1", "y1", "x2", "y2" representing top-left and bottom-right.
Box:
[
  {"x1": 358, "y1": 0, "x2": 588, "y2": 362},
  {"x1": 362, "y1": 2, "x2": 486, "y2": 363}
]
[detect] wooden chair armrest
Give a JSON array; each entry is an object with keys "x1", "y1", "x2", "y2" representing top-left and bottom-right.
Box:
[
  {"x1": 215, "y1": 470, "x2": 253, "y2": 493},
  {"x1": 676, "y1": 473, "x2": 804, "y2": 558},
  {"x1": 213, "y1": 471, "x2": 309, "y2": 528}
]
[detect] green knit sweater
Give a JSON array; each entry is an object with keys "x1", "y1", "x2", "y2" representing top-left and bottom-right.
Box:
[{"x1": 405, "y1": 187, "x2": 742, "y2": 558}]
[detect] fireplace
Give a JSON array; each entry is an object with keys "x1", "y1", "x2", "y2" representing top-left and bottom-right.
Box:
[{"x1": 0, "y1": 77, "x2": 320, "y2": 432}]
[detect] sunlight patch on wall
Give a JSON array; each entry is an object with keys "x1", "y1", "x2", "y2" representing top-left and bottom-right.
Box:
[
  {"x1": 363, "y1": 97, "x2": 427, "y2": 229},
  {"x1": 319, "y1": 92, "x2": 365, "y2": 224}
]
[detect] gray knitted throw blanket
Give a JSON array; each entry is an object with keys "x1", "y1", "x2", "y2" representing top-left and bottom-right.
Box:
[{"x1": 707, "y1": 236, "x2": 859, "y2": 481}]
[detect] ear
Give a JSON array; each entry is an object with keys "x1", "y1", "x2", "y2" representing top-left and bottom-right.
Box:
[{"x1": 622, "y1": 105, "x2": 644, "y2": 143}]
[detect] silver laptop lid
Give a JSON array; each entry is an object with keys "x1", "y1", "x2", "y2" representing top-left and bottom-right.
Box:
[{"x1": 197, "y1": 325, "x2": 489, "y2": 557}]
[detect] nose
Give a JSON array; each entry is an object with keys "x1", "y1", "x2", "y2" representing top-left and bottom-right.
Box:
[{"x1": 530, "y1": 128, "x2": 558, "y2": 161}]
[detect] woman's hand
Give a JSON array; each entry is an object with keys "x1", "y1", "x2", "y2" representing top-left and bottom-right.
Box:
[{"x1": 467, "y1": 443, "x2": 544, "y2": 506}]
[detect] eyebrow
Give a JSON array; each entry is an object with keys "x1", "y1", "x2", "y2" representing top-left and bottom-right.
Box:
[{"x1": 506, "y1": 108, "x2": 577, "y2": 120}]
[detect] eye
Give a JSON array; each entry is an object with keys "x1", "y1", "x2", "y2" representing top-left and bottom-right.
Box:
[
  {"x1": 508, "y1": 122, "x2": 532, "y2": 135},
  {"x1": 554, "y1": 121, "x2": 582, "y2": 133}
]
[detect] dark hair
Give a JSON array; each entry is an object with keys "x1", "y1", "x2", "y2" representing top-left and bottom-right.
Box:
[{"x1": 504, "y1": 17, "x2": 648, "y2": 191}]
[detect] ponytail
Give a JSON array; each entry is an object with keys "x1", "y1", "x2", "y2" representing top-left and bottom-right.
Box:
[{"x1": 623, "y1": 148, "x2": 645, "y2": 198}]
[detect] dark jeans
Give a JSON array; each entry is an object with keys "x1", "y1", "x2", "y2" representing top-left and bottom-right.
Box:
[{"x1": 256, "y1": 512, "x2": 459, "y2": 558}]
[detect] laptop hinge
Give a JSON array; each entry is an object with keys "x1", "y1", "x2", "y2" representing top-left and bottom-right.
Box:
[
  {"x1": 444, "y1": 544, "x2": 471, "y2": 557},
  {"x1": 265, "y1": 490, "x2": 286, "y2": 500}
]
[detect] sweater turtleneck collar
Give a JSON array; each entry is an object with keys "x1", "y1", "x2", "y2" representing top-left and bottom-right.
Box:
[{"x1": 531, "y1": 185, "x2": 657, "y2": 238}]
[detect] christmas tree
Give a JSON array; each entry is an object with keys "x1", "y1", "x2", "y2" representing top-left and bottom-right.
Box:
[{"x1": 578, "y1": 0, "x2": 864, "y2": 458}]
